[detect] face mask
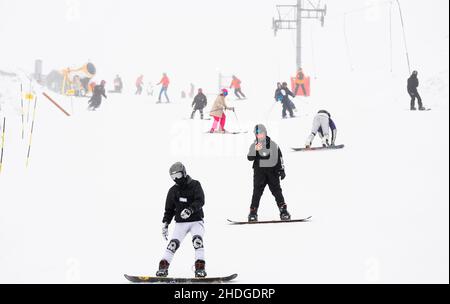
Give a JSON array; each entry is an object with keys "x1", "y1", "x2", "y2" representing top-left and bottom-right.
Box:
[
  {"x1": 174, "y1": 177, "x2": 187, "y2": 186},
  {"x1": 171, "y1": 171, "x2": 187, "y2": 186}
]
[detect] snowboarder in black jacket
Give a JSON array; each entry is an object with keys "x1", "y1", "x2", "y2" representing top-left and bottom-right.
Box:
[
  {"x1": 88, "y1": 80, "x2": 107, "y2": 111},
  {"x1": 247, "y1": 124, "x2": 291, "y2": 222},
  {"x1": 280, "y1": 82, "x2": 296, "y2": 119},
  {"x1": 407, "y1": 71, "x2": 426, "y2": 111},
  {"x1": 191, "y1": 88, "x2": 208, "y2": 119},
  {"x1": 157, "y1": 162, "x2": 207, "y2": 278}
]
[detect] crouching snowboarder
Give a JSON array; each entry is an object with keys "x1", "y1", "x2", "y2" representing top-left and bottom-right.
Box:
[
  {"x1": 191, "y1": 88, "x2": 207, "y2": 119},
  {"x1": 247, "y1": 124, "x2": 291, "y2": 222},
  {"x1": 156, "y1": 162, "x2": 207, "y2": 278},
  {"x1": 305, "y1": 110, "x2": 337, "y2": 148}
]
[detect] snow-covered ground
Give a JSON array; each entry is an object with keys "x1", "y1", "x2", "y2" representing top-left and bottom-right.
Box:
[{"x1": 0, "y1": 0, "x2": 448, "y2": 283}]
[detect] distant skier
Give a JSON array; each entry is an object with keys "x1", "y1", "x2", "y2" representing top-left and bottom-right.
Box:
[
  {"x1": 293, "y1": 67, "x2": 307, "y2": 96},
  {"x1": 407, "y1": 71, "x2": 426, "y2": 111},
  {"x1": 209, "y1": 89, "x2": 234, "y2": 133},
  {"x1": 280, "y1": 82, "x2": 296, "y2": 119},
  {"x1": 88, "y1": 80, "x2": 107, "y2": 111},
  {"x1": 156, "y1": 162, "x2": 207, "y2": 278},
  {"x1": 305, "y1": 110, "x2": 337, "y2": 148},
  {"x1": 157, "y1": 73, "x2": 170, "y2": 103},
  {"x1": 230, "y1": 75, "x2": 246, "y2": 100},
  {"x1": 275, "y1": 82, "x2": 297, "y2": 113},
  {"x1": 113, "y1": 75, "x2": 123, "y2": 93},
  {"x1": 247, "y1": 124, "x2": 290, "y2": 222},
  {"x1": 136, "y1": 75, "x2": 144, "y2": 95},
  {"x1": 191, "y1": 88, "x2": 208, "y2": 120}
]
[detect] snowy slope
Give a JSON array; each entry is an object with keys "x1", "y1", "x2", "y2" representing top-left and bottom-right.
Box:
[
  {"x1": 0, "y1": 0, "x2": 448, "y2": 284},
  {"x1": 0, "y1": 67, "x2": 448, "y2": 283}
]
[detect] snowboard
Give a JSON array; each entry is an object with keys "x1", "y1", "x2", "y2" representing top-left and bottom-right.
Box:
[
  {"x1": 291, "y1": 144, "x2": 345, "y2": 152},
  {"x1": 124, "y1": 273, "x2": 238, "y2": 284},
  {"x1": 413, "y1": 108, "x2": 432, "y2": 111},
  {"x1": 227, "y1": 216, "x2": 312, "y2": 225}
]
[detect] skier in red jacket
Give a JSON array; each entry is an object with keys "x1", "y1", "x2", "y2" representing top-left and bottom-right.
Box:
[
  {"x1": 157, "y1": 73, "x2": 170, "y2": 103},
  {"x1": 230, "y1": 75, "x2": 246, "y2": 100}
]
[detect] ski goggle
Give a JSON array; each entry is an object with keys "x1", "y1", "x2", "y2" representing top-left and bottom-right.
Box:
[
  {"x1": 170, "y1": 172, "x2": 184, "y2": 180},
  {"x1": 255, "y1": 128, "x2": 265, "y2": 135}
]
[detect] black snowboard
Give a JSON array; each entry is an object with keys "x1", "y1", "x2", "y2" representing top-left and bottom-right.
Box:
[
  {"x1": 124, "y1": 273, "x2": 238, "y2": 284},
  {"x1": 227, "y1": 216, "x2": 312, "y2": 225},
  {"x1": 291, "y1": 144, "x2": 345, "y2": 152}
]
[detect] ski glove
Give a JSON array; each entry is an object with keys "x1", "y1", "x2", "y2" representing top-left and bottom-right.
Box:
[
  {"x1": 180, "y1": 208, "x2": 193, "y2": 220},
  {"x1": 162, "y1": 223, "x2": 169, "y2": 241},
  {"x1": 279, "y1": 170, "x2": 286, "y2": 180}
]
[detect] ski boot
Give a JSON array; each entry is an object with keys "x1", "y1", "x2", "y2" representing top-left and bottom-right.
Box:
[
  {"x1": 156, "y1": 259, "x2": 170, "y2": 277},
  {"x1": 195, "y1": 260, "x2": 207, "y2": 278},
  {"x1": 248, "y1": 208, "x2": 258, "y2": 222},
  {"x1": 278, "y1": 204, "x2": 291, "y2": 221},
  {"x1": 419, "y1": 107, "x2": 427, "y2": 111},
  {"x1": 410, "y1": 107, "x2": 417, "y2": 111}
]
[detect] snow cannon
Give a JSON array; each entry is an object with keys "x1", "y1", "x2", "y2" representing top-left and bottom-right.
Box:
[{"x1": 46, "y1": 62, "x2": 96, "y2": 97}]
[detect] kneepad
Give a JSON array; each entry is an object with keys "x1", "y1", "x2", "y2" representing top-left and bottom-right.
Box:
[
  {"x1": 192, "y1": 235, "x2": 204, "y2": 250},
  {"x1": 167, "y1": 239, "x2": 181, "y2": 253}
]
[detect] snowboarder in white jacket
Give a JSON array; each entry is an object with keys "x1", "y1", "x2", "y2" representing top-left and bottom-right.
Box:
[{"x1": 305, "y1": 110, "x2": 337, "y2": 148}]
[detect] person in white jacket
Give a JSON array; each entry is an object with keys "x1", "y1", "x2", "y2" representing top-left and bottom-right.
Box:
[{"x1": 305, "y1": 110, "x2": 337, "y2": 148}]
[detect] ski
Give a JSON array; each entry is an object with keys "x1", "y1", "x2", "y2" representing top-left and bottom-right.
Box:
[
  {"x1": 205, "y1": 131, "x2": 248, "y2": 135},
  {"x1": 291, "y1": 144, "x2": 345, "y2": 152},
  {"x1": 124, "y1": 273, "x2": 238, "y2": 284},
  {"x1": 227, "y1": 216, "x2": 312, "y2": 225}
]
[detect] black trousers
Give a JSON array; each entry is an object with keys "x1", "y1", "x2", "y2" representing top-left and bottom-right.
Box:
[
  {"x1": 251, "y1": 169, "x2": 285, "y2": 210},
  {"x1": 191, "y1": 108, "x2": 204, "y2": 119},
  {"x1": 409, "y1": 91, "x2": 423, "y2": 109},
  {"x1": 282, "y1": 101, "x2": 294, "y2": 118},
  {"x1": 234, "y1": 88, "x2": 246, "y2": 99}
]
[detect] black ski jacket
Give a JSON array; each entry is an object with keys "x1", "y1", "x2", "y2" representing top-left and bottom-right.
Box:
[
  {"x1": 407, "y1": 75, "x2": 419, "y2": 93},
  {"x1": 162, "y1": 176, "x2": 205, "y2": 224},
  {"x1": 192, "y1": 93, "x2": 207, "y2": 109}
]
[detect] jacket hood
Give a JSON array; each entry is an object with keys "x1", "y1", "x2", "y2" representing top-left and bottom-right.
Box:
[{"x1": 254, "y1": 124, "x2": 268, "y2": 140}]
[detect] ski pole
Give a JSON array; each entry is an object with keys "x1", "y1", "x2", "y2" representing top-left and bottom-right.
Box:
[
  {"x1": 21, "y1": 83, "x2": 24, "y2": 140},
  {"x1": 0, "y1": 117, "x2": 5, "y2": 174},
  {"x1": 26, "y1": 97, "x2": 38, "y2": 168},
  {"x1": 265, "y1": 101, "x2": 278, "y2": 121},
  {"x1": 232, "y1": 109, "x2": 243, "y2": 131}
]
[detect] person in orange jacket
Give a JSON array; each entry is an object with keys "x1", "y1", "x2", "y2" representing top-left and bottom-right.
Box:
[
  {"x1": 157, "y1": 73, "x2": 170, "y2": 103},
  {"x1": 230, "y1": 75, "x2": 246, "y2": 100},
  {"x1": 136, "y1": 75, "x2": 144, "y2": 95},
  {"x1": 293, "y1": 68, "x2": 307, "y2": 96}
]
